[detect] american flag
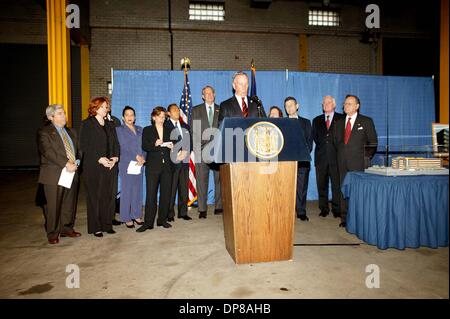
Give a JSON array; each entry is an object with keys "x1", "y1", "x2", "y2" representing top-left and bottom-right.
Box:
[{"x1": 179, "y1": 71, "x2": 197, "y2": 206}]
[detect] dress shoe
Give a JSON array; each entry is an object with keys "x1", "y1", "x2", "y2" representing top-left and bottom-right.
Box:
[
  {"x1": 199, "y1": 211, "x2": 207, "y2": 219},
  {"x1": 48, "y1": 237, "x2": 59, "y2": 244},
  {"x1": 125, "y1": 222, "x2": 135, "y2": 229},
  {"x1": 106, "y1": 229, "x2": 116, "y2": 234},
  {"x1": 60, "y1": 230, "x2": 82, "y2": 238},
  {"x1": 319, "y1": 211, "x2": 329, "y2": 217},
  {"x1": 339, "y1": 222, "x2": 347, "y2": 228},
  {"x1": 214, "y1": 209, "x2": 223, "y2": 215},
  {"x1": 136, "y1": 224, "x2": 153, "y2": 232},
  {"x1": 132, "y1": 219, "x2": 144, "y2": 225},
  {"x1": 157, "y1": 222, "x2": 172, "y2": 228},
  {"x1": 178, "y1": 215, "x2": 192, "y2": 220},
  {"x1": 112, "y1": 219, "x2": 122, "y2": 226},
  {"x1": 94, "y1": 232, "x2": 103, "y2": 237},
  {"x1": 168, "y1": 217, "x2": 175, "y2": 222},
  {"x1": 298, "y1": 215, "x2": 309, "y2": 221}
]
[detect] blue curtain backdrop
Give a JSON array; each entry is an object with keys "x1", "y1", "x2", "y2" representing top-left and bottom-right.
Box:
[{"x1": 111, "y1": 70, "x2": 435, "y2": 203}]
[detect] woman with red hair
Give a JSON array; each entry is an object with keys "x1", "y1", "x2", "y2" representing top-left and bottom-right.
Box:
[{"x1": 79, "y1": 97, "x2": 120, "y2": 237}]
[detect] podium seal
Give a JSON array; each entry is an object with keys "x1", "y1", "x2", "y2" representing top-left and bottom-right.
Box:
[{"x1": 246, "y1": 121, "x2": 284, "y2": 160}]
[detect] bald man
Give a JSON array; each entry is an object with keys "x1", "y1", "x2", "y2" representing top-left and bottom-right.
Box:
[{"x1": 312, "y1": 96, "x2": 344, "y2": 219}]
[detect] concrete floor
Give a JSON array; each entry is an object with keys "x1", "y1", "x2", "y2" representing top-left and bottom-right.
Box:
[{"x1": 0, "y1": 171, "x2": 448, "y2": 299}]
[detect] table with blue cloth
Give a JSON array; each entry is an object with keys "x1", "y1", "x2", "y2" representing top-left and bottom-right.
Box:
[{"x1": 342, "y1": 172, "x2": 449, "y2": 250}]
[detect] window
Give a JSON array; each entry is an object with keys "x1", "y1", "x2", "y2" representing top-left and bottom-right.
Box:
[
  {"x1": 189, "y1": 2, "x2": 225, "y2": 21},
  {"x1": 308, "y1": 9, "x2": 340, "y2": 27}
]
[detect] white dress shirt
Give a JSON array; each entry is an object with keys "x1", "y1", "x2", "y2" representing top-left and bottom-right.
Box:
[
  {"x1": 325, "y1": 111, "x2": 335, "y2": 124},
  {"x1": 235, "y1": 94, "x2": 248, "y2": 112},
  {"x1": 345, "y1": 113, "x2": 358, "y2": 130}
]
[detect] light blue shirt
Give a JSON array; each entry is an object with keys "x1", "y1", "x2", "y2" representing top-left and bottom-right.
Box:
[{"x1": 53, "y1": 124, "x2": 80, "y2": 165}]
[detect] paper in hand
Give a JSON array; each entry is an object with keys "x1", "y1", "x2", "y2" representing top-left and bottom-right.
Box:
[
  {"x1": 58, "y1": 167, "x2": 75, "y2": 189},
  {"x1": 160, "y1": 142, "x2": 173, "y2": 148},
  {"x1": 127, "y1": 160, "x2": 142, "y2": 175}
]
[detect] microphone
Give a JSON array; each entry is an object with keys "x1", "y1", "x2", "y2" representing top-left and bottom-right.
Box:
[
  {"x1": 250, "y1": 95, "x2": 262, "y2": 105},
  {"x1": 250, "y1": 96, "x2": 264, "y2": 118}
]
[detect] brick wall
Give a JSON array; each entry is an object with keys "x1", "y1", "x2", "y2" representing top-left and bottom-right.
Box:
[
  {"x1": 308, "y1": 35, "x2": 372, "y2": 74},
  {"x1": 1, "y1": 0, "x2": 437, "y2": 102},
  {"x1": 0, "y1": 0, "x2": 47, "y2": 44},
  {"x1": 88, "y1": 0, "x2": 376, "y2": 96}
]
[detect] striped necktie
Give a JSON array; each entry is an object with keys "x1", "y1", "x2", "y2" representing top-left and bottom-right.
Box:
[
  {"x1": 61, "y1": 129, "x2": 76, "y2": 162},
  {"x1": 242, "y1": 97, "x2": 248, "y2": 118}
]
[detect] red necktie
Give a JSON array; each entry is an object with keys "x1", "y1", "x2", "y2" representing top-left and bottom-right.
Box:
[
  {"x1": 326, "y1": 115, "x2": 330, "y2": 130},
  {"x1": 344, "y1": 117, "x2": 352, "y2": 144},
  {"x1": 241, "y1": 97, "x2": 248, "y2": 118}
]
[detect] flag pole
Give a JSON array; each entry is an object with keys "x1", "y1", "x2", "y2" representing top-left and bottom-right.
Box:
[{"x1": 180, "y1": 57, "x2": 197, "y2": 207}]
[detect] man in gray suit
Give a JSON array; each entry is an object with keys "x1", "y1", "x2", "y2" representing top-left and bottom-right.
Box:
[
  {"x1": 190, "y1": 86, "x2": 223, "y2": 219},
  {"x1": 37, "y1": 104, "x2": 81, "y2": 244}
]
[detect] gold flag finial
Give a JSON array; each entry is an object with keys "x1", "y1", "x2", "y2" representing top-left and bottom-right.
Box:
[{"x1": 181, "y1": 57, "x2": 191, "y2": 71}]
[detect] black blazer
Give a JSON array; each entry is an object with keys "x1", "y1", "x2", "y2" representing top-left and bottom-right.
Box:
[
  {"x1": 142, "y1": 124, "x2": 175, "y2": 173},
  {"x1": 312, "y1": 112, "x2": 344, "y2": 166},
  {"x1": 79, "y1": 116, "x2": 120, "y2": 165},
  {"x1": 333, "y1": 113, "x2": 378, "y2": 171},
  {"x1": 164, "y1": 119, "x2": 192, "y2": 168},
  {"x1": 37, "y1": 124, "x2": 80, "y2": 185},
  {"x1": 218, "y1": 95, "x2": 266, "y2": 124}
]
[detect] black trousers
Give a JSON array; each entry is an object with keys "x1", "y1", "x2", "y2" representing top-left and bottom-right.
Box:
[
  {"x1": 315, "y1": 162, "x2": 340, "y2": 214},
  {"x1": 296, "y1": 166, "x2": 310, "y2": 216},
  {"x1": 169, "y1": 165, "x2": 189, "y2": 218},
  {"x1": 84, "y1": 167, "x2": 115, "y2": 234},
  {"x1": 144, "y1": 166, "x2": 172, "y2": 226},
  {"x1": 43, "y1": 175, "x2": 79, "y2": 239}
]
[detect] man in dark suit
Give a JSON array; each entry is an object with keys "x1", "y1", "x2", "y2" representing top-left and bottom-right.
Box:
[
  {"x1": 37, "y1": 104, "x2": 81, "y2": 244},
  {"x1": 312, "y1": 95, "x2": 344, "y2": 218},
  {"x1": 334, "y1": 95, "x2": 378, "y2": 227},
  {"x1": 190, "y1": 86, "x2": 223, "y2": 219},
  {"x1": 166, "y1": 104, "x2": 192, "y2": 221},
  {"x1": 218, "y1": 71, "x2": 266, "y2": 124},
  {"x1": 284, "y1": 97, "x2": 313, "y2": 221}
]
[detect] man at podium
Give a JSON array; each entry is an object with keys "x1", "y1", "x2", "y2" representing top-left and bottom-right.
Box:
[{"x1": 218, "y1": 71, "x2": 266, "y2": 123}]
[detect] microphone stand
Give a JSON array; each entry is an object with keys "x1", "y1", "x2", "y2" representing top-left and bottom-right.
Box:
[{"x1": 252, "y1": 96, "x2": 264, "y2": 118}]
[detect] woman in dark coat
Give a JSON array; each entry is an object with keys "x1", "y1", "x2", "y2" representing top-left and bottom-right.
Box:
[{"x1": 79, "y1": 97, "x2": 120, "y2": 237}]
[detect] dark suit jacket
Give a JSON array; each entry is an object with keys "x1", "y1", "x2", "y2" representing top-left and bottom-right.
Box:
[
  {"x1": 37, "y1": 124, "x2": 79, "y2": 185},
  {"x1": 312, "y1": 112, "x2": 344, "y2": 167},
  {"x1": 164, "y1": 119, "x2": 192, "y2": 168},
  {"x1": 295, "y1": 116, "x2": 313, "y2": 168},
  {"x1": 191, "y1": 103, "x2": 220, "y2": 148},
  {"x1": 79, "y1": 117, "x2": 120, "y2": 168},
  {"x1": 218, "y1": 95, "x2": 266, "y2": 124},
  {"x1": 142, "y1": 124, "x2": 176, "y2": 173},
  {"x1": 333, "y1": 113, "x2": 378, "y2": 172}
]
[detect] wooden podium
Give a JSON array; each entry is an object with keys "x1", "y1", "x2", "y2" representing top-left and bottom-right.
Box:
[
  {"x1": 220, "y1": 162, "x2": 297, "y2": 264},
  {"x1": 212, "y1": 118, "x2": 311, "y2": 264}
]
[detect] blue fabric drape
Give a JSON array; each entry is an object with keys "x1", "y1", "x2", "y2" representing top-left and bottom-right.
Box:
[
  {"x1": 111, "y1": 70, "x2": 436, "y2": 203},
  {"x1": 342, "y1": 172, "x2": 448, "y2": 250}
]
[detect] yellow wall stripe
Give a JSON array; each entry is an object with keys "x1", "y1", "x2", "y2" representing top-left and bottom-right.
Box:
[{"x1": 46, "y1": 0, "x2": 72, "y2": 126}]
